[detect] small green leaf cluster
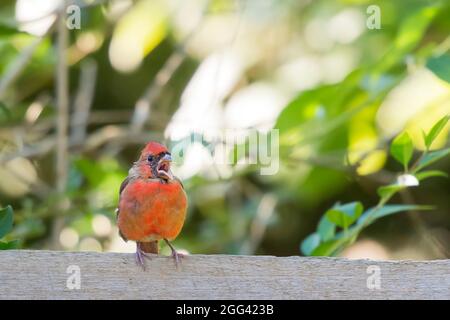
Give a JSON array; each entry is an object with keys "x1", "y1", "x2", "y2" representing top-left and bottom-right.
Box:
[
  {"x1": 301, "y1": 116, "x2": 449, "y2": 256},
  {"x1": 0, "y1": 205, "x2": 17, "y2": 250}
]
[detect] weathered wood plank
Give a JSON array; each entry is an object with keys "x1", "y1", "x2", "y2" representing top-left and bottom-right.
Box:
[{"x1": 0, "y1": 250, "x2": 448, "y2": 299}]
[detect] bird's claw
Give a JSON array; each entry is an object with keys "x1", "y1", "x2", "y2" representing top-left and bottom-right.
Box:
[
  {"x1": 164, "y1": 238, "x2": 183, "y2": 268},
  {"x1": 135, "y1": 251, "x2": 146, "y2": 271},
  {"x1": 171, "y1": 250, "x2": 184, "y2": 268},
  {"x1": 135, "y1": 245, "x2": 153, "y2": 271}
]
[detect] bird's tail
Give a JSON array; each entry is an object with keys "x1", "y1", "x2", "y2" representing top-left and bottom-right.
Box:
[{"x1": 138, "y1": 241, "x2": 159, "y2": 254}]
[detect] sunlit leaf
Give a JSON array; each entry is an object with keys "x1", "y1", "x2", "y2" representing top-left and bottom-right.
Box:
[
  {"x1": 357, "y1": 204, "x2": 433, "y2": 227},
  {"x1": 421, "y1": 129, "x2": 427, "y2": 147},
  {"x1": 317, "y1": 215, "x2": 335, "y2": 242},
  {"x1": 376, "y1": 5, "x2": 440, "y2": 72},
  {"x1": 390, "y1": 132, "x2": 413, "y2": 169},
  {"x1": 415, "y1": 148, "x2": 450, "y2": 172},
  {"x1": 300, "y1": 232, "x2": 321, "y2": 256},
  {"x1": 277, "y1": 70, "x2": 368, "y2": 148},
  {"x1": 377, "y1": 184, "x2": 404, "y2": 198},
  {"x1": 423, "y1": 115, "x2": 450, "y2": 149},
  {"x1": 348, "y1": 105, "x2": 387, "y2": 175},
  {"x1": 276, "y1": 87, "x2": 329, "y2": 137},
  {"x1": 415, "y1": 170, "x2": 448, "y2": 181},
  {"x1": 355, "y1": 150, "x2": 387, "y2": 176},
  {"x1": 325, "y1": 202, "x2": 363, "y2": 229},
  {"x1": 395, "y1": 6, "x2": 439, "y2": 50},
  {"x1": 109, "y1": 0, "x2": 168, "y2": 72}
]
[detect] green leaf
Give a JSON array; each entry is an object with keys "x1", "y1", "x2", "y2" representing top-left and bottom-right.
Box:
[
  {"x1": 395, "y1": 6, "x2": 439, "y2": 53},
  {"x1": 275, "y1": 88, "x2": 324, "y2": 134},
  {"x1": 0, "y1": 205, "x2": 14, "y2": 239},
  {"x1": 415, "y1": 148, "x2": 450, "y2": 172},
  {"x1": 0, "y1": 240, "x2": 19, "y2": 250},
  {"x1": 317, "y1": 216, "x2": 335, "y2": 241},
  {"x1": 377, "y1": 184, "x2": 405, "y2": 198},
  {"x1": 423, "y1": 115, "x2": 449, "y2": 149},
  {"x1": 300, "y1": 233, "x2": 321, "y2": 256},
  {"x1": 421, "y1": 129, "x2": 427, "y2": 146},
  {"x1": 326, "y1": 210, "x2": 351, "y2": 228},
  {"x1": 357, "y1": 204, "x2": 433, "y2": 227},
  {"x1": 325, "y1": 202, "x2": 363, "y2": 229},
  {"x1": 426, "y1": 55, "x2": 450, "y2": 84},
  {"x1": 415, "y1": 170, "x2": 448, "y2": 181},
  {"x1": 311, "y1": 238, "x2": 346, "y2": 257},
  {"x1": 376, "y1": 6, "x2": 440, "y2": 73},
  {"x1": 390, "y1": 132, "x2": 413, "y2": 169}
]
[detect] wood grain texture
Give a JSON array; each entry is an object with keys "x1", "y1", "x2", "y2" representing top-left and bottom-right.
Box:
[{"x1": 0, "y1": 250, "x2": 448, "y2": 300}]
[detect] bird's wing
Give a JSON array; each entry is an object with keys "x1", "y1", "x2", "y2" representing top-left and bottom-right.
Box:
[
  {"x1": 119, "y1": 176, "x2": 131, "y2": 195},
  {"x1": 116, "y1": 176, "x2": 131, "y2": 242}
]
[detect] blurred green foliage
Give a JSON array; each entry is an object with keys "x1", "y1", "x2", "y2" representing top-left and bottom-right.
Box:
[
  {"x1": 0, "y1": 0, "x2": 449, "y2": 258},
  {"x1": 0, "y1": 205, "x2": 17, "y2": 249},
  {"x1": 302, "y1": 116, "x2": 449, "y2": 256}
]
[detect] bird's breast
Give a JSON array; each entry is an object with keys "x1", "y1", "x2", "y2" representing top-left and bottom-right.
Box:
[{"x1": 118, "y1": 178, "x2": 187, "y2": 242}]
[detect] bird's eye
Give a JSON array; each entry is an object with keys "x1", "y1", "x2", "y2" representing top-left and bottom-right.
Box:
[{"x1": 147, "y1": 155, "x2": 154, "y2": 162}]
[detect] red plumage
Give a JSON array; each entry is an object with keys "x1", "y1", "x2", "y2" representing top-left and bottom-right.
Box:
[{"x1": 116, "y1": 141, "x2": 187, "y2": 269}]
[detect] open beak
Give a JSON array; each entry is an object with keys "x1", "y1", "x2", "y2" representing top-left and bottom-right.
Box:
[{"x1": 157, "y1": 154, "x2": 173, "y2": 180}]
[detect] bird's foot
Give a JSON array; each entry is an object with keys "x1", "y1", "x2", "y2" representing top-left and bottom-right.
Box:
[
  {"x1": 164, "y1": 239, "x2": 184, "y2": 268},
  {"x1": 135, "y1": 244, "x2": 152, "y2": 270},
  {"x1": 171, "y1": 249, "x2": 184, "y2": 268},
  {"x1": 135, "y1": 249, "x2": 146, "y2": 270}
]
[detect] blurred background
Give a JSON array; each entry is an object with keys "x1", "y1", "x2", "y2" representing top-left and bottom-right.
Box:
[{"x1": 0, "y1": 0, "x2": 449, "y2": 260}]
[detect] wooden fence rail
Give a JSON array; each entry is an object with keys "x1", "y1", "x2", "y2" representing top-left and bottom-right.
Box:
[{"x1": 0, "y1": 250, "x2": 448, "y2": 299}]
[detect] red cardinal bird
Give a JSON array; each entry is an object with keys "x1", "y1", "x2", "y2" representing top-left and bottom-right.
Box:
[{"x1": 116, "y1": 141, "x2": 187, "y2": 269}]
